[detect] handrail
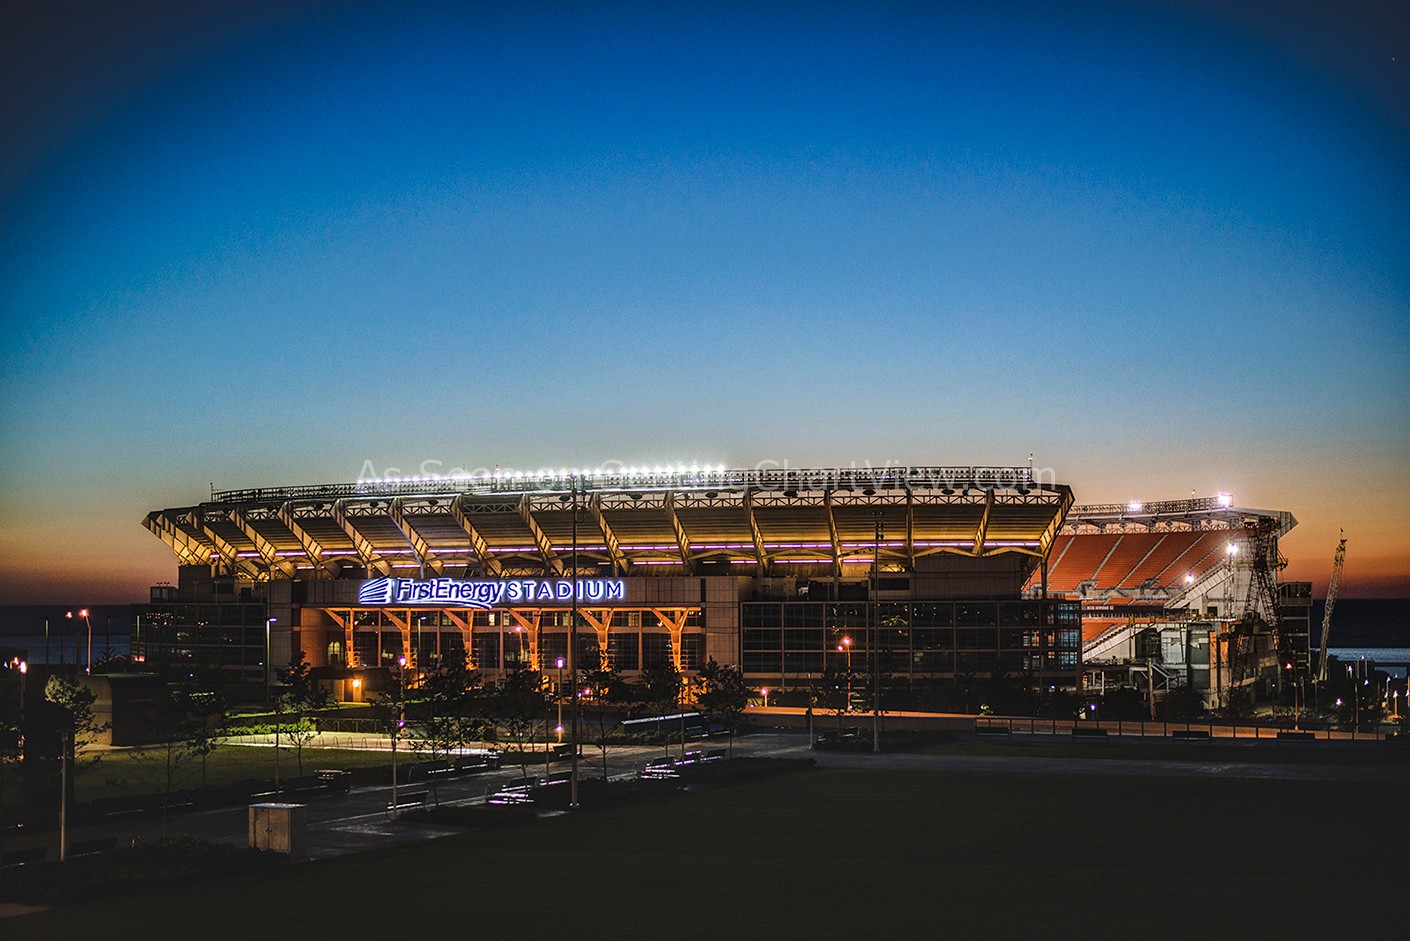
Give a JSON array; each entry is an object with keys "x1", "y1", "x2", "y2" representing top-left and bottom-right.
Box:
[{"x1": 209, "y1": 465, "x2": 1054, "y2": 505}]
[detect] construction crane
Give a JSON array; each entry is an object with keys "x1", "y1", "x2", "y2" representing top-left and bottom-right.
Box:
[
  {"x1": 1223, "y1": 517, "x2": 1284, "y2": 712},
  {"x1": 1316, "y1": 531, "x2": 1347, "y2": 683}
]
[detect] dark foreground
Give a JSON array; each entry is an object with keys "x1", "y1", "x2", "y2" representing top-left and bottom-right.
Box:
[{"x1": 4, "y1": 754, "x2": 1406, "y2": 940}]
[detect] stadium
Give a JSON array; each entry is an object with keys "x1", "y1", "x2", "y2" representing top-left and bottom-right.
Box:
[{"x1": 137, "y1": 464, "x2": 1305, "y2": 711}]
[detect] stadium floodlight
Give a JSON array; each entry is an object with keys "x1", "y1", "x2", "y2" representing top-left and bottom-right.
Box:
[
  {"x1": 1217, "y1": 492, "x2": 1233, "y2": 507},
  {"x1": 1227, "y1": 543, "x2": 1238, "y2": 556},
  {"x1": 1127, "y1": 500, "x2": 1142, "y2": 513}
]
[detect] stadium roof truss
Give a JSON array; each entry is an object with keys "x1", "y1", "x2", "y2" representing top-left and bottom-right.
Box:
[{"x1": 144, "y1": 466, "x2": 1074, "y2": 579}]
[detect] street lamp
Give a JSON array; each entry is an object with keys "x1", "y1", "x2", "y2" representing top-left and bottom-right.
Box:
[
  {"x1": 265, "y1": 617, "x2": 277, "y2": 705},
  {"x1": 556, "y1": 657, "x2": 566, "y2": 742},
  {"x1": 80, "y1": 609, "x2": 92, "y2": 675},
  {"x1": 840, "y1": 636, "x2": 853, "y2": 710},
  {"x1": 761, "y1": 687, "x2": 770, "y2": 709},
  {"x1": 390, "y1": 655, "x2": 406, "y2": 819}
]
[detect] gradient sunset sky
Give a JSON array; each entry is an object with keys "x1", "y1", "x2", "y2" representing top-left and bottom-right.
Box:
[{"x1": 1, "y1": 0, "x2": 1406, "y2": 603}]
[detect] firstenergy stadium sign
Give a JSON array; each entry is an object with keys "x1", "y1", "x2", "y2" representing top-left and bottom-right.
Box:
[{"x1": 358, "y1": 577, "x2": 625, "y2": 609}]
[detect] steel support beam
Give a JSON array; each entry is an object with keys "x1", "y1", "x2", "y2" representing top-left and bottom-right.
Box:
[
  {"x1": 451, "y1": 497, "x2": 504, "y2": 577},
  {"x1": 588, "y1": 495, "x2": 630, "y2": 576},
  {"x1": 823, "y1": 490, "x2": 843, "y2": 570},
  {"x1": 905, "y1": 489, "x2": 917, "y2": 570},
  {"x1": 663, "y1": 492, "x2": 695, "y2": 575},
  {"x1": 650, "y1": 608, "x2": 692, "y2": 673},
  {"x1": 743, "y1": 489, "x2": 770, "y2": 573},
  {"x1": 193, "y1": 511, "x2": 262, "y2": 579},
  {"x1": 142, "y1": 511, "x2": 211, "y2": 566},
  {"x1": 389, "y1": 498, "x2": 444, "y2": 577},
  {"x1": 518, "y1": 495, "x2": 565, "y2": 576},
  {"x1": 332, "y1": 500, "x2": 392, "y2": 576},
  {"x1": 277, "y1": 503, "x2": 334, "y2": 577},
  {"x1": 972, "y1": 489, "x2": 995, "y2": 557},
  {"x1": 231, "y1": 508, "x2": 297, "y2": 578}
]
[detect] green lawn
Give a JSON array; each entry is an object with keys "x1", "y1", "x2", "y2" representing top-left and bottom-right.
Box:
[
  {"x1": 6, "y1": 763, "x2": 1406, "y2": 939},
  {"x1": 903, "y1": 736, "x2": 1410, "y2": 766},
  {"x1": 77, "y1": 745, "x2": 396, "y2": 804}
]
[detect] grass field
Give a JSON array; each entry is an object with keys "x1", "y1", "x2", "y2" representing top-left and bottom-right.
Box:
[
  {"x1": 5, "y1": 762, "x2": 1406, "y2": 939},
  {"x1": 904, "y1": 736, "x2": 1410, "y2": 766},
  {"x1": 77, "y1": 745, "x2": 397, "y2": 803}
]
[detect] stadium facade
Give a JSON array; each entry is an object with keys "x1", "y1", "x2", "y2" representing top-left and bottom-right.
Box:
[
  {"x1": 137, "y1": 465, "x2": 1082, "y2": 695},
  {"x1": 136, "y1": 465, "x2": 1302, "y2": 709}
]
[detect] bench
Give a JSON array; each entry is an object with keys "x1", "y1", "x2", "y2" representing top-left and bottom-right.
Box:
[
  {"x1": 1, "y1": 846, "x2": 48, "y2": 867},
  {"x1": 387, "y1": 789, "x2": 429, "y2": 813},
  {"x1": 1277, "y1": 731, "x2": 1316, "y2": 742},
  {"x1": 70, "y1": 836, "x2": 118, "y2": 858}
]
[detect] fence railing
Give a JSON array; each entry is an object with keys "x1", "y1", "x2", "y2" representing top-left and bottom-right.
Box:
[{"x1": 974, "y1": 716, "x2": 1390, "y2": 741}]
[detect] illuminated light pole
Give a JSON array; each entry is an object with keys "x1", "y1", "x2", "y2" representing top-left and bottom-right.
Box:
[
  {"x1": 839, "y1": 637, "x2": 852, "y2": 709},
  {"x1": 265, "y1": 617, "x2": 276, "y2": 705},
  {"x1": 556, "y1": 657, "x2": 566, "y2": 742},
  {"x1": 390, "y1": 655, "x2": 406, "y2": 819},
  {"x1": 761, "y1": 687, "x2": 770, "y2": 709},
  {"x1": 872, "y1": 516, "x2": 882, "y2": 754},
  {"x1": 569, "y1": 474, "x2": 580, "y2": 810},
  {"x1": 80, "y1": 609, "x2": 92, "y2": 675}
]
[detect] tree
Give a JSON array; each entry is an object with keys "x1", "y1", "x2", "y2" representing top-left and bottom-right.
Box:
[
  {"x1": 486, "y1": 668, "x2": 546, "y2": 784},
  {"x1": 0, "y1": 670, "x2": 21, "y2": 833},
  {"x1": 278, "y1": 651, "x2": 330, "y2": 777},
  {"x1": 816, "y1": 664, "x2": 851, "y2": 727},
  {"x1": 696, "y1": 659, "x2": 748, "y2": 757},
  {"x1": 583, "y1": 666, "x2": 626, "y2": 778},
  {"x1": 137, "y1": 685, "x2": 210, "y2": 838},
  {"x1": 409, "y1": 646, "x2": 484, "y2": 765},
  {"x1": 638, "y1": 662, "x2": 683, "y2": 758},
  {"x1": 43, "y1": 674, "x2": 108, "y2": 849},
  {"x1": 185, "y1": 688, "x2": 229, "y2": 788}
]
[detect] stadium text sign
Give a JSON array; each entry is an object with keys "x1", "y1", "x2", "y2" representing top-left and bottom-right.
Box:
[{"x1": 358, "y1": 577, "x2": 626, "y2": 609}]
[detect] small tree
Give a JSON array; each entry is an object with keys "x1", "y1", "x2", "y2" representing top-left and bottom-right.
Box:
[
  {"x1": 583, "y1": 666, "x2": 625, "y2": 778},
  {"x1": 638, "y1": 662, "x2": 683, "y2": 758},
  {"x1": 43, "y1": 674, "x2": 108, "y2": 837},
  {"x1": 410, "y1": 646, "x2": 484, "y2": 765},
  {"x1": 487, "y1": 668, "x2": 546, "y2": 784},
  {"x1": 696, "y1": 659, "x2": 748, "y2": 757},
  {"x1": 817, "y1": 664, "x2": 851, "y2": 728},
  {"x1": 186, "y1": 688, "x2": 229, "y2": 788},
  {"x1": 0, "y1": 674, "x2": 21, "y2": 832},
  {"x1": 138, "y1": 686, "x2": 204, "y2": 839},
  {"x1": 279, "y1": 652, "x2": 330, "y2": 777}
]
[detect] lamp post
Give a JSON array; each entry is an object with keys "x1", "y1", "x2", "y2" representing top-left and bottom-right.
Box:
[
  {"x1": 569, "y1": 475, "x2": 580, "y2": 810},
  {"x1": 872, "y1": 516, "x2": 882, "y2": 754},
  {"x1": 839, "y1": 637, "x2": 852, "y2": 709},
  {"x1": 80, "y1": 609, "x2": 92, "y2": 675},
  {"x1": 265, "y1": 617, "x2": 277, "y2": 705},
  {"x1": 267, "y1": 617, "x2": 279, "y2": 792},
  {"x1": 761, "y1": 687, "x2": 769, "y2": 709},
  {"x1": 556, "y1": 657, "x2": 566, "y2": 741},
  {"x1": 390, "y1": 655, "x2": 406, "y2": 819}
]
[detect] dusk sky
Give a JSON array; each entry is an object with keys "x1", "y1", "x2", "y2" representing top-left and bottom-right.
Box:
[{"x1": 1, "y1": 0, "x2": 1406, "y2": 603}]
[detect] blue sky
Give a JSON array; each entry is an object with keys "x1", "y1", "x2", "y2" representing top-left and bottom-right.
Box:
[{"x1": 1, "y1": 0, "x2": 1406, "y2": 600}]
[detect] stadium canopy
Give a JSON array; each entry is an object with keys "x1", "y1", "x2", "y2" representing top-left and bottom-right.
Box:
[{"x1": 144, "y1": 465, "x2": 1073, "y2": 580}]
